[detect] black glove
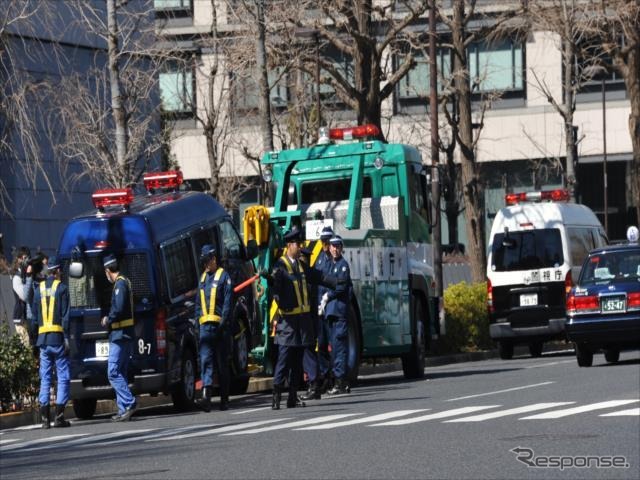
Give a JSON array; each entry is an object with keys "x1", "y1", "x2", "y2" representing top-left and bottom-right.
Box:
[{"x1": 259, "y1": 269, "x2": 274, "y2": 286}]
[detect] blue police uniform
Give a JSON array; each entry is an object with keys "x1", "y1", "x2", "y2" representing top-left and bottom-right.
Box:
[
  {"x1": 103, "y1": 255, "x2": 137, "y2": 420},
  {"x1": 30, "y1": 258, "x2": 71, "y2": 428},
  {"x1": 325, "y1": 236, "x2": 352, "y2": 393},
  {"x1": 196, "y1": 245, "x2": 233, "y2": 411}
]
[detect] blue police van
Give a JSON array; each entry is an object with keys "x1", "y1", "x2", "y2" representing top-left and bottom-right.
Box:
[{"x1": 57, "y1": 171, "x2": 259, "y2": 419}]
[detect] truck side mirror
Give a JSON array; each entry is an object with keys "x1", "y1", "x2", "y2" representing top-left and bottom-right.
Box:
[{"x1": 245, "y1": 239, "x2": 259, "y2": 260}]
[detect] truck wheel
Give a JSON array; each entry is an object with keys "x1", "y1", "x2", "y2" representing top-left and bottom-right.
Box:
[
  {"x1": 72, "y1": 398, "x2": 97, "y2": 420},
  {"x1": 230, "y1": 320, "x2": 250, "y2": 395},
  {"x1": 345, "y1": 304, "x2": 361, "y2": 385},
  {"x1": 528, "y1": 341, "x2": 543, "y2": 358},
  {"x1": 604, "y1": 349, "x2": 620, "y2": 364},
  {"x1": 402, "y1": 296, "x2": 426, "y2": 379},
  {"x1": 575, "y1": 343, "x2": 593, "y2": 367},
  {"x1": 498, "y1": 341, "x2": 514, "y2": 360},
  {"x1": 171, "y1": 348, "x2": 196, "y2": 411}
]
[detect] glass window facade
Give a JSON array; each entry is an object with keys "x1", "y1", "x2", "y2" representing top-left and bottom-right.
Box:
[
  {"x1": 160, "y1": 69, "x2": 194, "y2": 113},
  {"x1": 468, "y1": 40, "x2": 523, "y2": 92}
]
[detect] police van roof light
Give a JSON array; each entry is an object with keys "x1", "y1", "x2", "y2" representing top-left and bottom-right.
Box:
[
  {"x1": 505, "y1": 189, "x2": 570, "y2": 205},
  {"x1": 92, "y1": 188, "x2": 134, "y2": 210},
  {"x1": 329, "y1": 124, "x2": 381, "y2": 141},
  {"x1": 143, "y1": 170, "x2": 183, "y2": 191}
]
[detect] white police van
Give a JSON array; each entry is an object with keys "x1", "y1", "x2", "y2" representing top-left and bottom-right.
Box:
[{"x1": 486, "y1": 189, "x2": 607, "y2": 359}]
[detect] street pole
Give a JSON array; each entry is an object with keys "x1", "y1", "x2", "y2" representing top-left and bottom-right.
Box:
[
  {"x1": 315, "y1": 32, "x2": 321, "y2": 134},
  {"x1": 429, "y1": 0, "x2": 443, "y2": 332},
  {"x1": 602, "y1": 75, "x2": 608, "y2": 236}
]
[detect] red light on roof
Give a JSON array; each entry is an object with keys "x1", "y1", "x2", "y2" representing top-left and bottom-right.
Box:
[
  {"x1": 329, "y1": 124, "x2": 381, "y2": 141},
  {"x1": 95, "y1": 240, "x2": 109, "y2": 249},
  {"x1": 143, "y1": 170, "x2": 183, "y2": 191},
  {"x1": 92, "y1": 188, "x2": 133, "y2": 210},
  {"x1": 505, "y1": 189, "x2": 570, "y2": 206},
  {"x1": 519, "y1": 222, "x2": 534, "y2": 227}
]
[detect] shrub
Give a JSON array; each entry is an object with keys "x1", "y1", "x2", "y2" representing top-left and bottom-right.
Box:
[
  {"x1": 441, "y1": 281, "x2": 491, "y2": 353},
  {"x1": 0, "y1": 323, "x2": 39, "y2": 412}
]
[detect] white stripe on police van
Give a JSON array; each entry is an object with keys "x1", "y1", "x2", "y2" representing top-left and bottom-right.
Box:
[
  {"x1": 296, "y1": 410, "x2": 428, "y2": 430},
  {"x1": 148, "y1": 419, "x2": 290, "y2": 441},
  {"x1": 444, "y1": 403, "x2": 574, "y2": 422},
  {"x1": 600, "y1": 408, "x2": 640, "y2": 417},
  {"x1": 231, "y1": 406, "x2": 273, "y2": 415},
  {"x1": 446, "y1": 382, "x2": 554, "y2": 402},
  {"x1": 222, "y1": 414, "x2": 360, "y2": 435},
  {"x1": 1, "y1": 433, "x2": 89, "y2": 452},
  {"x1": 520, "y1": 400, "x2": 640, "y2": 419},
  {"x1": 370, "y1": 406, "x2": 499, "y2": 426}
]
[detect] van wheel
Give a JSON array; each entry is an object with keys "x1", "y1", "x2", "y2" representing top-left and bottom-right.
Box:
[
  {"x1": 604, "y1": 349, "x2": 620, "y2": 364},
  {"x1": 72, "y1": 398, "x2": 97, "y2": 420},
  {"x1": 575, "y1": 343, "x2": 593, "y2": 367},
  {"x1": 230, "y1": 321, "x2": 250, "y2": 395},
  {"x1": 528, "y1": 341, "x2": 543, "y2": 358},
  {"x1": 345, "y1": 304, "x2": 361, "y2": 385},
  {"x1": 402, "y1": 295, "x2": 426, "y2": 379},
  {"x1": 171, "y1": 348, "x2": 196, "y2": 411},
  {"x1": 498, "y1": 341, "x2": 514, "y2": 360}
]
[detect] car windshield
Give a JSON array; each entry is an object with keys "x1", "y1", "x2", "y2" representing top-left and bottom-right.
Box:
[
  {"x1": 579, "y1": 249, "x2": 640, "y2": 285},
  {"x1": 491, "y1": 228, "x2": 563, "y2": 271}
]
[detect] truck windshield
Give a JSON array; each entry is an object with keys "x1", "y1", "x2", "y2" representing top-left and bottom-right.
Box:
[
  {"x1": 491, "y1": 228, "x2": 563, "y2": 271},
  {"x1": 579, "y1": 250, "x2": 640, "y2": 285},
  {"x1": 300, "y1": 176, "x2": 372, "y2": 204}
]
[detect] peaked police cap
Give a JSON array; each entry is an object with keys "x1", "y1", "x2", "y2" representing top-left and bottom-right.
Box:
[
  {"x1": 200, "y1": 244, "x2": 217, "y2": 261},
  {"x1": 283, "y1": 228, "x2": 302, "y2": 243},
  {"x1": 103, "y1": 254, "x2": 118, "y2": 269}
]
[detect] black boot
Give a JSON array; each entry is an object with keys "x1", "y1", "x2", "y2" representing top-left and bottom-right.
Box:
[
  {"x1": 272, "y1": 384, "x2": 282, "y2": 410},
  {"x1": 40, "y1": 405, "x2": 51, "y2": 430},
  {"x1": 53, "y1": 404, "x2": 70, "y2": 428},
  {"x1": 299, "y1": 381, "x2": 321, "y2": 401},
  {"x1": 327, "y1": 379, "x2": 349, "y2": 395},
  {"x1": 219, "y1": 394, "x2": 229, "y2": 411},
  {"x1": 287, "y1": 386, "x2": 306, "y2": 408},
  {"x1": 198, "y1": 387, "x2": 212, "y2": 412}
]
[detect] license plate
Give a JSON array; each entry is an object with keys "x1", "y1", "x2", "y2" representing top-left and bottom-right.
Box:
[
  {"x1": 601, "y1": 296, "x2": 626, "y2": 313},
  {"x1": 96, "y1": 340, "x2": 110, "y2": 358},
  {"x1": 520, "y1": 293, "x2": 538, "y2": 306}
]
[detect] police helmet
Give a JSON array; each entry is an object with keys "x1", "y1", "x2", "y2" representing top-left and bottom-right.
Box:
[
  {"x1": 329, "y1": 235, "x2": 343, "y2": 246},
  {"x1": 103, "y1": 254, "x2": 118, "y2": 270},
  {"x1": 200, "y1": 244, "x2": 217, "y2": 262},
  {"x1": 47, "y1": 256, "x2": 61, "y2": 272},
  {"x1": 319, "y1": 226, "x2": 334, "y2": 241}
]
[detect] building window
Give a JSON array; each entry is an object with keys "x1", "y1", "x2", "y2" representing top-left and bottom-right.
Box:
[
  {"x1": 397, "y1": 49, "x2": 451, "y2": 100},
  {"x1": 154, "y1": 0, "x2": 191, "y2": 11},
  {"x1": 231, "y1": 67, "x2": 288, "y2": 114},
  {"x1": 159, "y1": 66, "x2": 194, "y2": 116},
  {"x1": 468, "y1": 39, "x2": 523, "y2": 93}
]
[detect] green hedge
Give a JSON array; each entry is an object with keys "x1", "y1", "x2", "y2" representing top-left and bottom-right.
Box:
[
  {"x1": 0, "y1": 324, "x2": 39, "y2": 412},
  {"x1": 441, "y1": 281, "x2": 492, "y2": 353}
]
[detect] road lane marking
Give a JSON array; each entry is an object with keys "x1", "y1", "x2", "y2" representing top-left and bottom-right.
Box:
[
  {"x1": 0, "y1": 438, "x2": 20, "y2": 445},
  {"x1": 148, "y1": 419, "x2": 290, "y2": 441},
  {"x1": 446, "y1": 382, "x2": 555, "y2": 401},
  {"x1": 523, "y1": 360, "x2": 574, "y2": 369},
  {"x1": 600, "y1": 408, "x2": 640, "y2": 417},
  {"x1": 222, "y1": 414, "x2": 360, "y2": 435},
  {"x1": 230, "y1": 407, "x2": 273, "y2": 415},
  {"x1": 0, "y1": 433, "x2": 89, "y2": 452},
  {"x1": 520, "y1": 400, "x2": 640, "y2": 419},
  {"x1": 99, "y1": 424, "x2": 218, "y2": 445},
  {"x1": 369, "y1": 406, "x2": 499, "y2": 426},
  {"x1": 444, "y1": 403, "x2": 575, "y2": 422},
  {"x1": 295, "y1": 410, "x2": 428, "y2": 430}
]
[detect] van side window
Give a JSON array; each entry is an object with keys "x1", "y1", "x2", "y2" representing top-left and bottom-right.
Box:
[
  {"x1": 162, "y1": 238, "x2": 197, "y2": 300},
  {"x1": 219, "y1": 220, "x2": 243, "y2": 260},
  {"x1": 192, "y1": 226, "x2": 217, "y2": 271},
  {"x1": 567, "y1": 227, "x2": 594, "y2": 267}
]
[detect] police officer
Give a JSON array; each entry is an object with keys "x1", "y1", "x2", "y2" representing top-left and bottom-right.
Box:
[
  {"x1": 300, "y1": 226, "x2": 334, "y2": 401},
  {"x1": 31, "y1": 257, "x2": 71, "y2": 429},
  {"x1": 196, "y1": 245, "x2": 233, "y2": 412},
  {"x1": 101, "y1": 254, "x2": 137, "y2": 422},
  {"x1": 325, "y1": 235, "x2": 352, "y2": 395}
]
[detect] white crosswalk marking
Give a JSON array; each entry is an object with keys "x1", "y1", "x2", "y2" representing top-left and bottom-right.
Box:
[
  {"x1": 148, "y1": 419, "x2": 290, "y2": 441},
  {"x1": 369, "y1": 406, "x2": 499, "y2": 426},
  {"x1": 0, "y1": 438, "x2": 20, "y2": 445},
  {"x1": 600, "y1": 408, "x2": 640, "y2": 417},
  {"x1": 296, "y1": 410, "x2": 428, "y2": 430},
  {"x1": 98, "y1": 424, "x2": 218, "y2": 446},
  {"x1": 1, "y1": 433, "x2": 89, "y2": 452},
  {"x1": 18, "y1": 429, "x2": 157, "y2": 452},
  {"x1": 444, "y1": 403, "x2": 574, "y2": 422},
  {"x1": 222, "y1": 414, "x2": 360, "y2": 435},
  {"x1": 230, "y1": 407, "x2": 273, "y2": 415},
  {"x1": 520, "y1": 400, "x2": 640, "y2": 419}
]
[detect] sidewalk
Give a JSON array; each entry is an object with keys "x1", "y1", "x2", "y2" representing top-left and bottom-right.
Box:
[{"x1": 0, "y1": 345, "x2": 570, "y2": 430}]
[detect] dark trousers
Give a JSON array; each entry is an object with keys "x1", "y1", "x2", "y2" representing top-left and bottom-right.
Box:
[
  {"x1": 303, "y1": 315, "x2": 331, "y2": 382},
  {"x1": 199, "y1": 325, "x2": 230, "y2": 396},
  {"x1": 273, "y1": 345, "x2": 304, "y2": 388},
  {"x1": 329, "y1": 316, "x2": 348, "y2": 380}
]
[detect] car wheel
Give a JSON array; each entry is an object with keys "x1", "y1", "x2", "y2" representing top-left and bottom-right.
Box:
[
  {"x1": 171, "y1": 348, "x2": 196, "y2": 411},
  {"x1": 498, "y1": 340, "x2": 514, "y2": 360},
  {"x1": 402, "y1": 295, "x2": 426, "y2": 379},
  {"x1": 604, "y1": 349, "x2": 620, "y2": 364},
  {"x1": 72, "y1": 398, "x2": 97, "y2": 420},
  {"x1": 528, "y1": 341, "x2": 543, "y2": 358},
  {"x1": 575, "y1": 343, "x2": 593, "y2": 367}
]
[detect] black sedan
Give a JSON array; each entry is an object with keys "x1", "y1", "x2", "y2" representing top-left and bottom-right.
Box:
[{"x1": 565, "y1": 235, "x2": 640, "y2": 367}]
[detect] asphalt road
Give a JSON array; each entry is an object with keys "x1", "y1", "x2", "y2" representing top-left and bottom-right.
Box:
[{"x1": 1, "y1": 350, "x2": 639, "y2": 480}]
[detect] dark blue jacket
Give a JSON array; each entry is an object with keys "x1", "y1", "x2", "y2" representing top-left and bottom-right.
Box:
[
  {"x1": 31, "y1": 276, "x2": 69, "y2": 347},
  {"x1": 314, "y1": 249, "x2": 332, "y2": 306},
  {"x1": 195, "y1": 268, "x2": 233, "y2": 329},
  {"x1": 325, "y1": 255, "x2": 351, "y2": 318},
  {"x1": 106, "y1": 275, "x2": 134, "y2": 342}
]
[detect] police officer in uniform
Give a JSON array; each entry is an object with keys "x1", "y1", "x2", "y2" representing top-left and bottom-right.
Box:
[
  {"x1": 31, "y1": 257, "x2": 71, "y2": 429},
  {"x1": 325, "y1": 235, "x2": 352, "y2": 395},
  {"x1": 101, "y1": 254, "x2": 137, "y2": 422},
  {"x1": 196, "y1": 245, "x2": 233, "y2": 412},
  {"x1": 300, "y1": 226, "x2": 334, "y2": 401}
]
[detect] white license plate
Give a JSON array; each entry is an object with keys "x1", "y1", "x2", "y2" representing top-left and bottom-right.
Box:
[
  {"x1": 601, "y1": 297, "x2": 626, "y2": 313},
  {"x1": 96, "y1": 340, "x2": 110, "y2": 358},
  {"x1": 520, "y1": 293, "x2": 538, "y2": 306}
]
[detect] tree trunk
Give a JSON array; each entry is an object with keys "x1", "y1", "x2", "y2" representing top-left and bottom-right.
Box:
[
  {"x1": 256, "y1": 0, "x2": 273, "y2": 205},
  {"x1": 106, "y1": 0, "x2": 128, "y2": 185},
  {"x1": 624, "y1": 45, "x2": 640, "y2": 225},
  {"x1": 562, "y1": 32, "x2": 577, "y2": 201}
]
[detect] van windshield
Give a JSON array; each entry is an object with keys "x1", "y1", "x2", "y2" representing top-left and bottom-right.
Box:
[{"x1": 492, "y1": 228, "x2": 563, "y2": 271}]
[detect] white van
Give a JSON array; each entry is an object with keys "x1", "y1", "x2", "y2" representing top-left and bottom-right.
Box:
[{"x1": 486, "y1": 189, "x2": 607, "y2": 359}]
